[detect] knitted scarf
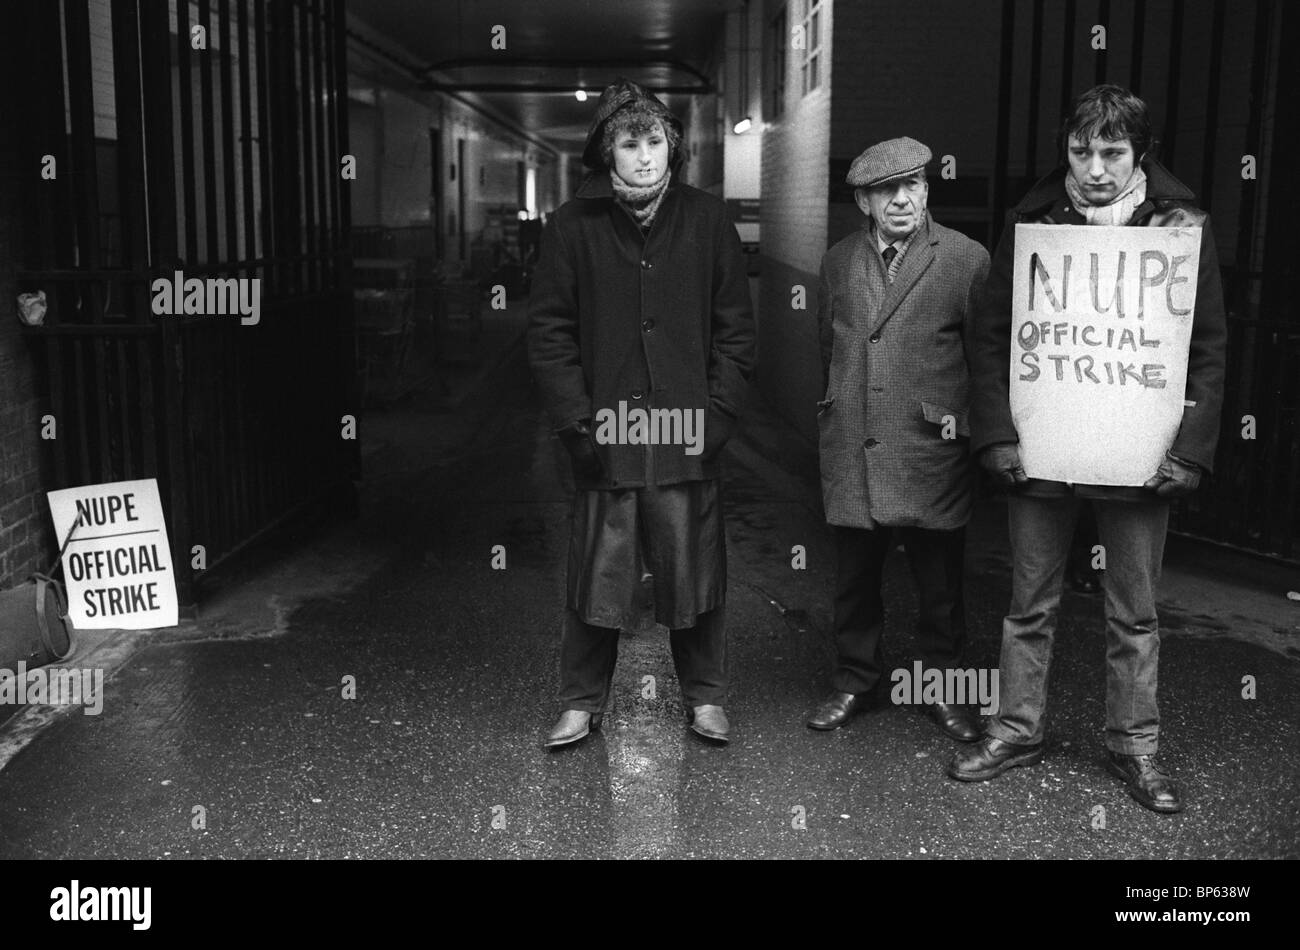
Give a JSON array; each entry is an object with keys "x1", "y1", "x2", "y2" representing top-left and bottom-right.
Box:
[
  {"x1": 1065, "y1": 166, "x2": 1148, "y2": 226},
  {"x1": 611, "y1": 168, "x2": 672, "y2": 228}
]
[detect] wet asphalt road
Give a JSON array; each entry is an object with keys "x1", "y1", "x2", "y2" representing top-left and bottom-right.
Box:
[{"x1": 1, "y1": 321, "x2": 1298, "y2": 859}]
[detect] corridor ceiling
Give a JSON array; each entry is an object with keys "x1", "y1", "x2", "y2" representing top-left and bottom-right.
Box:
[{"x1": 349, "y1": 0, "x2": 736, "y2": 153}]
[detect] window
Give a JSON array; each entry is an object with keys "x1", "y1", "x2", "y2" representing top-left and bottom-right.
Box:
[
  {"x1": 798, "y1": 0, "x2": 823, "y2": 96},
  {"x1": 767, "y1": 6, "x2": 787, "y2": 119}
]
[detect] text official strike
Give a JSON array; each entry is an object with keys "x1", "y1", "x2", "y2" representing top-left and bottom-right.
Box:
[
  {"x1": 69, "y1": 491, "x2": 167, "y2": 618},
  {"x1": 1015, "y1": 246, "x2": 1195, "y2": 390}
]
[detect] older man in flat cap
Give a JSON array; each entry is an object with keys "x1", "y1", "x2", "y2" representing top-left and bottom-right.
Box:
[{"x1": 807, "y1": 136, "x2": 991, "y2": 741}]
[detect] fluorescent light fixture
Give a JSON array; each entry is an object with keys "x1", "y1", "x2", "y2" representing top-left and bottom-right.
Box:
[{"x1": 733, "y1": 116, "x2": 752, "y2": 134}]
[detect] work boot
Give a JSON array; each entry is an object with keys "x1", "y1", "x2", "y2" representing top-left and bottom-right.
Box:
[{"x1": 1105, "y1": 751, "x2": 1184, "y2": 813}]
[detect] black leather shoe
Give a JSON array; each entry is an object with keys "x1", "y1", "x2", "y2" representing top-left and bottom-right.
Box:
[
  {"x1": 947, "y1": 735, "x2": 1044, "y2": 781},
  {"x1": 806, "y1": 691, "x2": 865, "y2": 730},
  {"x1": 544, "y1": 710, "x2": 603, "y2": 749},
  {"x1": 1105, "y1": 751, "x2": 1185, "y2": 813},
  {"x1": 927, "y1": 702, "x2": 981, "y2": 742}
]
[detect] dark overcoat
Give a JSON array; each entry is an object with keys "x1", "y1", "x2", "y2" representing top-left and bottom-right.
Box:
[
  {"x1": 817, "y1": 213, "x2": 991, "y2": 530},
  {"x1": 527, "y1": 120, "x2": 754, "y2": 489}
]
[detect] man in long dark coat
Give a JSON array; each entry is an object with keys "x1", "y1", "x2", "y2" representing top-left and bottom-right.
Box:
[{"x1": 528, "y1": 78, "x2": 755, "y2": 748}]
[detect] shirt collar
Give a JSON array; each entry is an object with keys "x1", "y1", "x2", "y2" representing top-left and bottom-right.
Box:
[{"x1": 869, "y1": 219, "x2": 920, "y2": 254}]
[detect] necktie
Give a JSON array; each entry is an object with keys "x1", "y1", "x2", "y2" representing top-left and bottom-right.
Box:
[{"x1": 881, "y1": 244, "x2": 898, "y2": 283}]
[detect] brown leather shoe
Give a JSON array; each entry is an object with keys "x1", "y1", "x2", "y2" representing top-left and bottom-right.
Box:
[
  {"x1": 947, "y1": 735, "x2": 1044, "y2": 780},
  {"x1": 688, "y1": 704, "x2": 730, "y2": 743},
  {"x1": 927, "y1": 702, "x2": 981, "y2": 742},
  {"x1": 544, "y1": 710, "x2": 603, "y2": 749},
  {"x1": 806, "y1": 691, "x2": 865, "y2": 730},
  {"x1": 1105, "y1": 751, "x2": 1184, "y2": 813}
]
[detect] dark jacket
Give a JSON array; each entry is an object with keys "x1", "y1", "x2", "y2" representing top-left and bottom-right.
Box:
[
  {"x1": 527, "y1": 83, "x2": 755, "y2": 489},
  {"x1": 817, "y1": 213, "x2": 990, "y2": 529},
  {"x1": 968, "y1": 159, "x2": 1227, "y2": 499}
]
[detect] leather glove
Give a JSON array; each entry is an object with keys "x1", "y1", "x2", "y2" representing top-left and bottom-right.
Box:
[
  {"x1": 1142, "y1": 453, "x2": 1201, "y2": 498},
  {"x1": 980, "y1": 442, "x2": 1028, "y2": 487},
  {"x1": 557, "y1": 420, "x2": 605, "y2": 482}
]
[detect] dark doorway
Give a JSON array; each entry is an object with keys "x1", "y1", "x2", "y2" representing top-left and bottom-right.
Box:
[
  {"x1": 430, "y1": 127, "x2": 445, "y2": 260},
  {"x1": 457, "y1": 138, "x2": 467, "y2": 261}
]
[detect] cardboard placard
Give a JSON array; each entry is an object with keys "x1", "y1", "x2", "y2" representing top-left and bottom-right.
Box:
[
  {"x1": 1009, "y1": 223, "x2": 1200, "y2": 485},
  {"x1": 46, "y1": 478, "x2": 178, "y2": 630}
]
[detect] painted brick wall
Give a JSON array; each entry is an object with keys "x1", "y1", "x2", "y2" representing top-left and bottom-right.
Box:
[
  {"x1": 756, "y1": 0, "x2": 832, "y2": 441},
  {"x1": 759, "y1": 81, "x2": 831, "y2": 273}
]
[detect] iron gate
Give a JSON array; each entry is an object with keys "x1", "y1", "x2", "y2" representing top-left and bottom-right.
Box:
[{"x1": 13, "y1": 0, "x2": 357, "y2": 605}]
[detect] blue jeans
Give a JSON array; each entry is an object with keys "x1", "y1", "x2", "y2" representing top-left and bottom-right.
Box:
[{"x1": 986, "y1": 494, "x2": 1169, "y2": 755}]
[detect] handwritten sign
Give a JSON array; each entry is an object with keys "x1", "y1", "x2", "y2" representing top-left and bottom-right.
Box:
[
  {"x1": 46, "y1": 478, "x2": 178, "y2": 630},
  {"x1": 1009, "y1": 224, "x2": 1200, "y2": 485}
]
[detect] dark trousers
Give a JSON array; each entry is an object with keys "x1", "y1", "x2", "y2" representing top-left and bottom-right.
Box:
[
  {"x1": 558, "y1": 605, "x2": 728, "y2": 712},
  {"x1": 831, "y1": 525, "x2": 967, "y2": 695}
]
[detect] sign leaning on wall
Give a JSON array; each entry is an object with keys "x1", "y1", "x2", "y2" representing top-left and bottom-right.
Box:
[
  {"x1": 1008, "y1": 224, "x2": 1202, "y2": 486},
  {"x1": 46, "y1": 479, "x2": 178, "y2": 630}
]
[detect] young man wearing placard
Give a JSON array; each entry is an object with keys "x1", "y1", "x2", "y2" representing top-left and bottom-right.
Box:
[{"x1": 951, "y1": 85, "x2": 1227, "y2": 813}]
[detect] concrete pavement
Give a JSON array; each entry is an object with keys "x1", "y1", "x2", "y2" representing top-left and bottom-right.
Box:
[{"x1": 0, "y1": 303, "x2": 1297, "y2": 859}]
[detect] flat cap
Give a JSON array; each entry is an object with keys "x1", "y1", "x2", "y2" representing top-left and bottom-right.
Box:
[{"x1": 846, "y1": 136, "x2": 932, "y2": 188}]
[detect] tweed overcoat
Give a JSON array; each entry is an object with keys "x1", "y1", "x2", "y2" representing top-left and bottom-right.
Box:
[
  {"x1": 817, "y1": 213, "x2": 991, "y2": 529},
  {"x1": 526, "y1": 94, "x2": 755, "y2": 489}
]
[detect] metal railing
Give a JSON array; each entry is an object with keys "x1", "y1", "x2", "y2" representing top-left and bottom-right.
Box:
[{"x1": 13, "y1": 0, "x2": 356, "y2": 603}]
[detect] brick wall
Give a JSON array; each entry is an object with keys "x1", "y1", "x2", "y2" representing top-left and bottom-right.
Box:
[{"x1": 0, "y1": 42, "x2": 54, "y2": 589}]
